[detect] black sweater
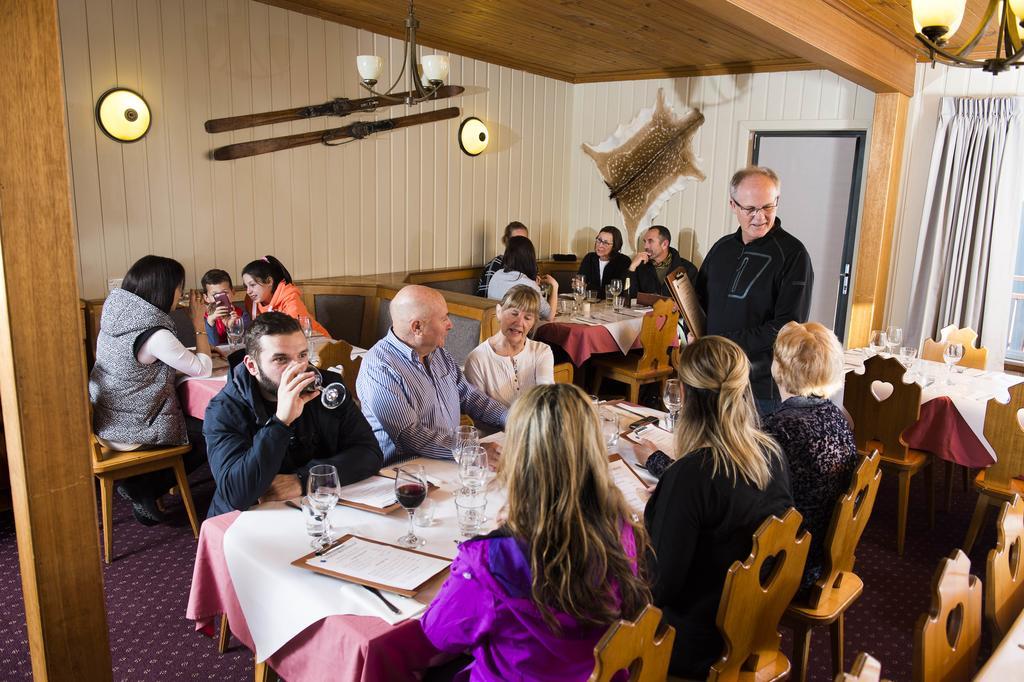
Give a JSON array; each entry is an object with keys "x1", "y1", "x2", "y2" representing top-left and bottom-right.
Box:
[
  {"x1": 695, "y1": 220, "x2": 813, "y2": 401},
  {"x1": 577, "y1": 251, "x2": 632, "y2": 298},
  {"x1": 204, "y1": 363, "x2": 383, "y2": 517},
  {"x1": 631, "y1": 247, "x2": 697, "y2": 298},
  {"x1": 644, "y1": 448, "x2": 793, "y2": 678}
]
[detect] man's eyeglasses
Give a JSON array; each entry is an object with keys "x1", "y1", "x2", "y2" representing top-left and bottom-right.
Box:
[
  {"x1": 594, "y1": 237, "x2": 613, "y2": 246},
  {"x1": 731, "y1": 200, "x2": 778, "y2": 218}
]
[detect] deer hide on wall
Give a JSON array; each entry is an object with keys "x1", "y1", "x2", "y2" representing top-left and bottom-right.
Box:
[{"x1": 582, "y1": 89, "x2": 705, "y2": 243}]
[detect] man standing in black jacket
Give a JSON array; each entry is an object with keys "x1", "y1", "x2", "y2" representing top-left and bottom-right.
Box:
[
  {"x1": 204, "y1": 312, "x2": 382, "y2": 516},
  {"x1": 696, "y1": 167, "x2": 813, "y2": 414},
  {"x1": 628, "y1": 225, "x2": 698, "y2": 298}
]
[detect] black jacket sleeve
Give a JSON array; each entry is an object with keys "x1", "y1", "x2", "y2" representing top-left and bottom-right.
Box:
[
  {"x1": 645, "y1": 460, "x2": 702, "y2": 606},
  {"x1": 296, "y1": 398, "x2": 383, "y2": 487},
  {"x1": 717, "y1": 247, "x2": 813, "y2": 355},
  {"x1": 204, "y1": 399, "x2": 293, "y2": 512}
]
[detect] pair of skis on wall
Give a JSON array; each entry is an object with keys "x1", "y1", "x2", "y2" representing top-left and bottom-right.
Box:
[{"x1": 206, "y1": 85, "x2": 463, "y2": 160}]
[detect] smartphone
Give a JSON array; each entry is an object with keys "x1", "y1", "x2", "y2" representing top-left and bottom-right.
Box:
[
  {"x1": 212, "y1": 291, "x2": 232, "y2": 311},
  {"x1": 628, "y1": 416, "x2": 659, "y2": 431}
]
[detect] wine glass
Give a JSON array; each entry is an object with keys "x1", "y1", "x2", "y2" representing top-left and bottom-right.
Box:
[
  {"x1": 226, "y1": 316, "x2": 245, "y2": 348},
  {"x1": 458, "y1": 445, "x2": 488, "y2": 494},
  {"x1": 607, "y1": 279, "x2": 623, "y2": 298},
  {"x1": 943, "y1": 343, "x2": 964, "y2": 385},
  {"x1": 662, "y1": 379, "x2": 682, "y2": 430},
  {"x1": 305, "y1": 366, "x2": 348, "y2": 409},
  {"x1": 885, "y1": 326, "x2": 903, "y2": 356},
  {"x1": 307, "y1": 464, "x2": 341, "y2": 549},
  {"x1": 451, "y1": 425, "x2": 479, "y2": 464},
  {"x1": 868, "y1": 330, "x2": 887, "y2": 357},
  {"x1": 395, "y1": 466, "x2": 428, "y2": 548},
  {"x1": 899, "y1": 346, "x2": 918, "y2": 381}
]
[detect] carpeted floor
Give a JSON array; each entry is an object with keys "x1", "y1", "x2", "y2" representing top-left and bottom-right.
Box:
[{"x1": 0, "y1": 462, "x2": 1003, "y2": 681}]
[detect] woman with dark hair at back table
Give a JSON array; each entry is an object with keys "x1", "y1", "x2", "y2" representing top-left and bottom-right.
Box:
[
  {"x1": 89, "y1": 255, "x2": 214, "y2": 526},
  {"x1": 241, "y1": 255, "x2": 330, "y2": 338},
  {"x1": 476, "y1": 221, "x2": 529, "y2": 296},
  {"x1": 486, "y1": 236, "x2": 558, "y2": 320},
  {"x1": 578, "y1": 226, "x2": 631, "y2": 298}
]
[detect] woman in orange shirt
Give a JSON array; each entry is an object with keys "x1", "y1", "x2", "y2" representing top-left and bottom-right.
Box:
[{"x1": 241, "y1": 255, "x2": 330, "y2": 338}]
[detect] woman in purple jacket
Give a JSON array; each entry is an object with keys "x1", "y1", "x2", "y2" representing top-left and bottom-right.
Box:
[{"x1": 420, "y1": 383, "x2": 651, "y2": 681}]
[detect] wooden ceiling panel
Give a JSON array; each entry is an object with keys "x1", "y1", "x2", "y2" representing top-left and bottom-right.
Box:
[{"x1": 261, "y1": 0, "x2": 994, "y2": 84}]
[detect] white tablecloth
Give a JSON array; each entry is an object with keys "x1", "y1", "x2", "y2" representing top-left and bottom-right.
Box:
[
  {"x1": 840, "y1": 348, "x2": 1022, "y2": 460},
  {"x1": 221, "y1": 457, "x2": 505, "y2": 661},
  {"x1": 554, "y1": 303, "x2": 651, "y2": 354}
]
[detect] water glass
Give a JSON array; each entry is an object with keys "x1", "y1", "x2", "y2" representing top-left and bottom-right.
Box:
[
  {"x1": 307, "y1": 464, "x2": 341, "y2": 549},
  {"x1": 600, "y1": 411, "x2": 620, "y2": 448},
  {"x1": 458, "y1": 445, "x2": 488, "y2": 493},
  {"x1": 451, "y1": 425, "x2": 479, "y2": 464},
  {"x1": 586, "y1": 289, "x2": 600, "y2": 303},
  {"x1": 557, "y1": 298, "x2": 572, "y2": 316},
  {"x1": 868, "y1": 330, "x2": 887, "y2": 356},
  {"x1": 227, "y1": 316, "x2": 245, "y2": 347},
  {"x1": 455, "y1": 492, "x2": 487, "y2": 538},
  {"x1": 885, "y1": 326, "x2": 903, "y2": 356},
  {"x1": 300, "y1": 496, "x2": 326, "y2": 547},
  {"x1": 612, "y1": 295, "x2": 624, "y2": 312},
  {"x1": 413, "y1": 498, "x2": 436, "y2": 528}
]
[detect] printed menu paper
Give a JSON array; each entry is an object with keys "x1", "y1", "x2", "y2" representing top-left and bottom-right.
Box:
[
  {"x1": 607, "y1": 456, "x2": 650, "y2": 514},
  {"x1": 305, "y1": 536, "x2": 450, "y2": 593}
]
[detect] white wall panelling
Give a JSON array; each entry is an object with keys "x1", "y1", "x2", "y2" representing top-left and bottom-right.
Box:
[{"x1": 58, "y1": 0, "x2": 573, "y2": 299}]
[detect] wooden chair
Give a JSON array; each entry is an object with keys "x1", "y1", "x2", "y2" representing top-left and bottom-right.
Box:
[
  {"x1": 709, "y1": 507, "x2": 810, "y2": 682},
  {"x1": 589, "y1": 604, "x2": 676, "y2": 682},
  {"x1": 785, "y1": 450, "x2": 882, "y2": 682},
  {"x1": 962, "y1": 382, "x2": 1024, "y2": 554},
  {"x1": 91, "y1": 434, "x2": 200, "y2": 563},
  {"x1": 837, "y1": 652, "x2": 890, "y2": 682},
  {"x1": 844, "y1": 354, "x2": 935, "y2": 555},
  {"x1": 985, "y1": 495, "x2": 1024, "y2": 644},
  {"x1": 920, "y1": 327, "x2": 988, "y2": 370},
  {"x1": 913, "y1": 549, "x2": 981, "y2": 682},
  {"x1": 315, "y1": 339, "x2": 363, "y2": 403},
  {"x1": 553, "y1": 361, "x2": 574, "y2": 384},
  {"x1": 591, "y1": 298, "x2": 679, "y2": 403}
]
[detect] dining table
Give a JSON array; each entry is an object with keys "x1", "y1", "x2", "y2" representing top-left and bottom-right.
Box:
[
  {"x1": 185, "y1": 414, "x2": 660, "y2": 682},
  {"x1": 533, "y1": 300, "x2": 659, "y2": 367},
  {"x1": 840, "y1": 349, "x2": 1023, "y2": 467},
  {"x1": 974, "y1": 606, "x2": 1024, "y2": 680}
]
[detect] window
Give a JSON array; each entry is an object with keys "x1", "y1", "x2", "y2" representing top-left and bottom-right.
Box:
[{"x1": 1006, "y1": 202, "x2": 1024, "y2": 363}]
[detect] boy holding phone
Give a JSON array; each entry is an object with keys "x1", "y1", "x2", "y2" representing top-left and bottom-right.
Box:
[{"x1": 201, "y1": 269, "x2": 251, "y2": 348}]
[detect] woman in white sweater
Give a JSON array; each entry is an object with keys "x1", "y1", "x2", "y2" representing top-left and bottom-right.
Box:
[{"x1": 465, "y1": 285, "x2": 555, "y2": 407}]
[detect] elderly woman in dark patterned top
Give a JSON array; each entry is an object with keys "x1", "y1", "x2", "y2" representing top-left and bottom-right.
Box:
[{"x1": 762, "y1": 321, "x2": 858, "y2": 591}]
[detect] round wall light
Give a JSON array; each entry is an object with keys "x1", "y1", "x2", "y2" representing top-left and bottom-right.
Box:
[
  {"x1": 96, "y1": 88, "x2": 151, "y2": 142},
  {"x1": 458, "y1": 117, "x2": 489, "y2": 156}
]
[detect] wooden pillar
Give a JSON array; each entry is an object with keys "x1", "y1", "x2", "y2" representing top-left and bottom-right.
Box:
[
  {"x1": 848, "y1": 93, "x2": 911, "y2": 347},
  {"x1": 0, "y1": 1, "x2": 113, "y2": 679}
]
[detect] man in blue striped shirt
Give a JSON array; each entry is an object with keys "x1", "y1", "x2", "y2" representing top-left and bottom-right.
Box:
[{"x1": 357, "y1": 285, "x2": 508, "y2": 465}]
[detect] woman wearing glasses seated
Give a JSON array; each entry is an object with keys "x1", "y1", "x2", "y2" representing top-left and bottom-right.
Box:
[
  {"x1": 421, "y1": 383, "x2": 651, "y2": 681},
  {"x1": 89, "y1": 255, "x2": 214, "y2": 526},
  {"x1": 577, "y1": 226, "x2": 631, "y2": 298},
  {"x1": 465, "y1": 285, "x2": 554, "y2": 407},
  {"x1": 644, "y1": 336, "x2": 793, "y2": 679}
]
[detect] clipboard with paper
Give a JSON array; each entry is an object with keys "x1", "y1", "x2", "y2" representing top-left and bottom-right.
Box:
[{"x1": 666, "y1": 266, "x2": 705, "y2": 338}]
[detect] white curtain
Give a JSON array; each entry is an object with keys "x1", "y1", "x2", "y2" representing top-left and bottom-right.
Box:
[{"x1": 906, "y1": 96, "x2": 1024, "y2": 369}]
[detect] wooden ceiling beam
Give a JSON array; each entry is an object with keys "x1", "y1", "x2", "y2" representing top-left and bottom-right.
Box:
[{"x1": 676, "y1": 0, "x2": 918, "y2": 95}]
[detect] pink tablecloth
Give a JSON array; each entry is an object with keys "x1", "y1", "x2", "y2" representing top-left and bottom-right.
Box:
[
  {"x1": 178, "y1": 378, "x2": 227, "y2": 420},
  {"x1": 535, "y1": 322, "x2": 643, "y2": 366},
  {"x1": 902, "y1": 396, "x2": 993, "y2": 468},
  {"x1": 186, "y1": 512, "x2": 441, "y2": 682}
]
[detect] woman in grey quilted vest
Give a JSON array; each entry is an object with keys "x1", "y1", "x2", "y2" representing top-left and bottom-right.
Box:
[{"x1": 89, "y1": 256, "x2": 214, "y2": 526}]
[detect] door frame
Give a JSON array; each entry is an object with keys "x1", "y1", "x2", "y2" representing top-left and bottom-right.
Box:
[{"x1": 734, "y1": 119, "x2": 871, "y2": 343}]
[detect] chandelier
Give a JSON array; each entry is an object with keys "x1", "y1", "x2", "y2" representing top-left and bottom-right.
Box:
[
  {"x1": 912, "y1": 0, "x2": 1024, "y2": 73},
  {"x1": 355, "y1": 0, "x2": 451, "y2": 105}
]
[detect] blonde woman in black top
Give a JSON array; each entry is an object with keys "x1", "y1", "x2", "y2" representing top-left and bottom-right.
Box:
[{"x1": 644, "y1": 335, "x2": 793, "y2": 679}]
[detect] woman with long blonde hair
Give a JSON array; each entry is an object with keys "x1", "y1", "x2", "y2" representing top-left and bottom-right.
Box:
[
  {"x1": 644, "y1": 335, "x2": 793, "y2": 679},
  {"x1": 421, "y1": 383, "x2": 650, "y2": 681}
]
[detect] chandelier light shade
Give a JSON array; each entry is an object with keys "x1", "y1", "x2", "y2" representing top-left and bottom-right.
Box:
[
  {"x1": 95, "y1": 88, "x2": 151, "y2": 142},
  {"x1": 458, "y1": 117, "x2": 489, "y2": 156},
  {"x1": 355, "y1": 0, "x2": 451, "y2": 105},
  {"x1": 911, "y1": 0, "x2": 1024, "y2": 73}
]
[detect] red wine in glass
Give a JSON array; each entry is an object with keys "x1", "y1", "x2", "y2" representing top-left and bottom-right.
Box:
[
  {"x1": 396, "y1": 483, "x2": 426, "y2": 509},
  {"x1": 395, "y1": 466, "x2": 428, "y2": 548}
]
